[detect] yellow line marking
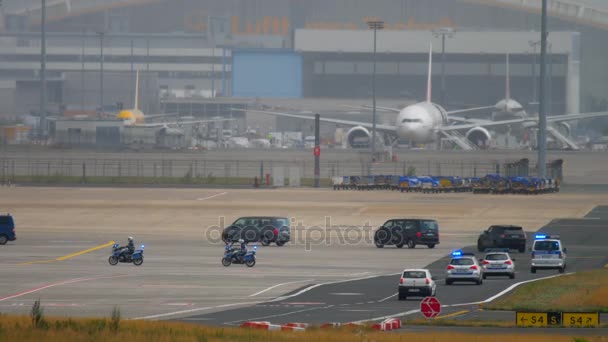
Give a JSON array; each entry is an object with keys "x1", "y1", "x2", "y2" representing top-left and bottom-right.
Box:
[
  {"x1": 436, "y1": 310, "x2": 470, "y2": 320},
  {"x1": 56, "y1": 241, "x2": 115, "y2": 261},
  {"x1": 19, "y1": 241, "x2": 115, "y2": 265}
]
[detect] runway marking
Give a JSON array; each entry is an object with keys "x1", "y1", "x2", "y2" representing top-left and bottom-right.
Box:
[
  {"x1": 330, "y1": 293, "x2": 364, "y2": 296},
  {"x1": 19, "y1": 241, "x2": 116, "y2": 265},
  {"x1": 56, "y1": 241, "x2": 116, "y2": 261},
  {"x1": 196, "y1": 192, "x2": 228, "y2": 201},
  {"x1": 249, "y1": 279, "x2": 314, "y2": 297},
  {"x1": 378, "y1": 293, "x2": 397, "y2": 303},
  {"x1": 0, "y1": 274, "x2": 130, "y2": 302},
  {"x1": 351, "y1": 273, "x2": 572, "y2": 324},
  {"x1": 435, "y1": 310, "x2": 470, "y2": 319},
  {"x1": 447, "y1": 273, "x2": 572, "y2": 307},
  {"x1": 223, "y1": 306, "x2": 334, "y2": 325},
  {"x1": 269, "y1": 273, "x2": 399, "y2": 302},
  {"x1": 133, "y1": 301, "x2": 263, "y2": 320}
]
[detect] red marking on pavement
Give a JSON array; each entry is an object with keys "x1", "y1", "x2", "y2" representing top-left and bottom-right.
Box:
[{"x1": 0, "y1": 274, "x2": 131, "y2": 302}]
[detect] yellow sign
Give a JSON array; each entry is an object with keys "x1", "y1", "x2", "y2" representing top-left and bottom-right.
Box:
[
  {"x1": 516, "y1": 312, "x2": 548, "y2": 327},
  {"x1": 563, "y1": 313, "x2": 600, "y2": 327}
]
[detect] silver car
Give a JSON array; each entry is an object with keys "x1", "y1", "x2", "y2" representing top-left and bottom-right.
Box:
[
  {"x1": 530, "y1": 234, "x2": 567, "y2": 274},
  {"x1": 445, "y1": 251, "x2": 483, "y2": 285},
  {"x1": 481, "y1": 250, "x2": 515, "y2": 279},
  {"x1": 398, "y1": 269, "x2": 437, "y2": 300}
]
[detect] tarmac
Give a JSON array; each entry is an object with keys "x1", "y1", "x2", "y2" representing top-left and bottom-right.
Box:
[{"x1": 0, "y1": 186, "x2": 606, "y2": 328}]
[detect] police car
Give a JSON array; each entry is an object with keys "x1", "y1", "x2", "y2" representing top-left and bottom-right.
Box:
[
  {"x1": 530, "y1": 234, "x2": 567, "y2": 274},
  {"x1": 481, "y1": 249, "x2": 515, "y2": 279},
  {"x1": 445, "y1": 251, "x2": 483, "y2": 285}
]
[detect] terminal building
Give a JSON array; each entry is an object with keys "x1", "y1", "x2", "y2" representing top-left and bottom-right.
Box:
[{"x1": 0, "y1": 0, "x2": 606, "y2": 137}]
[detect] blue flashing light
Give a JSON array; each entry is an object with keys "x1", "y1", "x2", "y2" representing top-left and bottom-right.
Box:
[
  {"x1": 451, "y1": 250, "x2": 463, "y2": 257},
  {"x1": 535, "y1": 234, "x2": 547, "y2": 240},
  {"x1": 141, "y1": 244, "x2": 145, "y2": 249},
  {"x1": 253, "y1": 246, "x2": 258, "y2": 250}
]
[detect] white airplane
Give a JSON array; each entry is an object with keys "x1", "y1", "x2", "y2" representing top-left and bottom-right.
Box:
[
  {"x1": 116, "y1": 70, "x2": 232, "y2": 128},
  {"x1": 241, "y1": 45, "x2": 608, "y2": 150}
]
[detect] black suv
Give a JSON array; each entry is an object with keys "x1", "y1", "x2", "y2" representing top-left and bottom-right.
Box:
[
  {"x1": 0, "y1": 214, "x2": 16, "y2": 245},
  {"x1": 222, "y1": 216, "x2": 290, "y2": 246},
  {"x1": 477, "y1": 225, "x2": 526, "y2": 253},
  {"x1": 374, "y1": 219, "x2": 439, "y2": 249}
]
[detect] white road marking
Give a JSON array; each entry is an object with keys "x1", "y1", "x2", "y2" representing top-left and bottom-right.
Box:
[
  {"x1": 329, "y1": 293, "x2": 363, "y2": 296},
  {"x1": 352, "y1": 273, "x2": 573, "y2": 324},
  {"x1": 133, "y1": 301, "x2": 262, "y2": 320},
  {"x1": 248, "y1": 279, "x2": 314, "y2": 297},
  {"x1": 445, "y1": 273, "x2": 572, "y2": 307},
  {"x1": 377, "y1": 293, "x2": 397, "y2": 302},
  {"x1": 196, "y1": 192, "x2": 227, "y2": 201},
  {"x1": 269, "y1": 273, "x2": 399, "y2": 302},
  {"x1": 224, "y1": 305, "x2": 335, "y2": 325}
]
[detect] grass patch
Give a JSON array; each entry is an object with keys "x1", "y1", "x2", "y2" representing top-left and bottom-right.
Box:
[
  {"x1": 403, "y1": 318, "x2": 515, "y2": 328},
  {"x1": 0, "y1": 315, "x2": 605, "y2": 342},
  {"x1": 486, "y1": 269, "x2": 608, "y2": 313}
]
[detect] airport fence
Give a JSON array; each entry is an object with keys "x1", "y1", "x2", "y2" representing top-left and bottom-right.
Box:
[{"x1": 0, "y1": 156, "x2": 556, "y2": 186}]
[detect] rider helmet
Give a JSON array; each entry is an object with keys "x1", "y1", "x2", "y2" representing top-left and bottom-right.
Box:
[{"x1": 128, "y1": 236, "x2": 133, "y2": 241}]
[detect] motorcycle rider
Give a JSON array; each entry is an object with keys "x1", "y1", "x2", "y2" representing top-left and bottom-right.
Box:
[
  {"x1": 118, "y1": 236, "x2": 135, "y2": 260},
  {"x1": 233, "y1": 239, "x2": 247, "y2": 262}
]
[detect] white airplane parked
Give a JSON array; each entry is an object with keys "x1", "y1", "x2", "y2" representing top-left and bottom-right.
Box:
[{"x1": 242, "y1": 45, "x2": 608, "y2": 150}]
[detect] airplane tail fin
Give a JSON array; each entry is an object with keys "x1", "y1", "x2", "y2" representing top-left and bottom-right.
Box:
[
  {"x1": 426, "y1": 42, "x2": 433, "y2": 103},
  {"x1": 134, "y1": 69, "x2": 140, "y2": 111},
  {"x1": 505, "y1": 54, "x2": 511, "y2": 101}
]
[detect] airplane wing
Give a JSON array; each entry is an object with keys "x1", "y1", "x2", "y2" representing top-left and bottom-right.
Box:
[
  {"x1": 447, "y1": 116, "x2": 493, "y2": 124},
  {"x1": 135, "y1": 118, "x2": 234, "y2": 128},
  {"x1": 240, "y1": 109, "x2": 397, "y2": 132},
  {"x1": 547, "y1": 111, "x2": 608, "y2": 122},
  {"x1": 446, "y1": 106, "x2": 497, "y2": 115},
  {"x1": 143, "y1": 113, "x2": 179, "y2": 119},
  {"x1": 439, "y1": 111, "x2": 608, "y2": 132}
]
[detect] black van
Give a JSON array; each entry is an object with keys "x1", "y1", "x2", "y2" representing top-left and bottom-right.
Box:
[
  {"x1": 0, "y1": 214, "x2": 16, "y2": 245},
  {"x1": 374, "y1": 218, "x2": 439, "y2": 249},
  {"x1": 222, "y1": 216, "x2": 290, "y2": 246}
]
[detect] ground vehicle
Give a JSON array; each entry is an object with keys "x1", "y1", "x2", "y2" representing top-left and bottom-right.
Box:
[
  {"x1": 222, "y1": 244, "x2": 257, "y2": 267},
  {"x1": 530, "y1": 234, "x2": 567, "y2": 274},
  {"x1": 0, "y1": 214, "x2": 16, "y2": 245},
  {"x1": 108, "y1": 243, "x2": 144, "y2": 266},
  {"x1": 374, "y1": 219, "x2": 439, "y2": 249},
  {"x1": 481, "y1": 249, "x2": 515, "y2": 279},
  {"x1": 222, "y1": 217, "x2": 290, "y2": 246},
  {"x1": 398, "y1": 269, "x2": 437, "y2": 300},
  {"x1": 477, "y1": 225, "x2": 527, "y2": 253},
  {"x1": 445, "y1": 251, "x2": 483, "y2": 285}
]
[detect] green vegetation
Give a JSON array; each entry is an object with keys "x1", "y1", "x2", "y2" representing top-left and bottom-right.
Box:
[
  {"x1": 486, "y1": 269, "x2": 608, "y2": 313},
  {"x1": 0, "y1": 315, "x2": 601, "y2": 342}
]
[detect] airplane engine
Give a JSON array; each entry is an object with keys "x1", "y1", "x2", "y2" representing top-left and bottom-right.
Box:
[
  {"x1": 346, "y1": 126, "x2": 371, "y2": 148},
  {"x1": 556, "y1": 122, "x2": 571, "y2": 137},
  {"x1": 466, "y1": 127, "x2": 492, "y2": 148}
]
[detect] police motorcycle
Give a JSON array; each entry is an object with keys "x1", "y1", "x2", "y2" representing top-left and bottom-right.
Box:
[
  {"x1": 222, "y1": 241, "x2": 257, "y2": 267},
  {"x1": 109, "y1": 243, "x2": 145, "y2": 266}
]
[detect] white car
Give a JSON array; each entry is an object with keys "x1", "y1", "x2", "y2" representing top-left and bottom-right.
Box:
[
  {"x1": 481, "y1": 249, "x2": 516, "y2": 279},
  {"x1": 445, "y1": 251, "x2": 483, "y2": 285},
  {"x1": 530, "y1": 234, "x2": 567, "y2": 274},
  {"x1": 398, "y1": 269, "x2": 437, "y2": 300}
]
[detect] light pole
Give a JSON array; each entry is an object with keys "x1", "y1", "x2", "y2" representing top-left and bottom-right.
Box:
[
  {"x1": 433, "y1": 27, "x2": 455, "y2": 106},
  {"x1": 538, "y1": 0, "x2": 548, "y2": 178},
  {"x1": 40, "y1": 0, "x2": 47, "y2": 138},
  {"x1": 97, "y1": 31, "x2": 105, "y2": 115},
  {"x1": 529, "y1": 40, "x2": 540, "y2": 106},
  {"x1": 367, "y1": 20, "x2": 384, "y2": 175}
]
